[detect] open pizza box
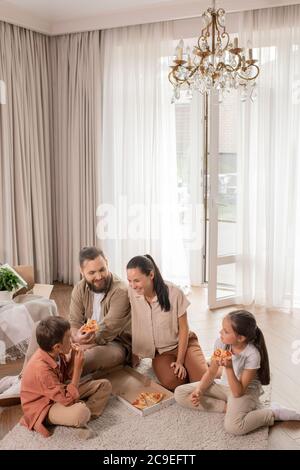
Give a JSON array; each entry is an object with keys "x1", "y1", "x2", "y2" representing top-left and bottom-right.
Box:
[{"x1": 99, "y1": 365, "x2": 175, "y2": 416}]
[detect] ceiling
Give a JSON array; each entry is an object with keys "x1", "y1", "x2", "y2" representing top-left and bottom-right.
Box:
[
  {"x1": 2, "y1": 0, "x2": 175, "y2": 22},
  {"x1": 0, "y1": 0, "x2": 300, "y2": 35}
]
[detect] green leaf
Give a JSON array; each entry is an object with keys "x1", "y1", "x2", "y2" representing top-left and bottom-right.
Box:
[{"x1": 0, "y1": 267, "x2": 22, "y2": 292}]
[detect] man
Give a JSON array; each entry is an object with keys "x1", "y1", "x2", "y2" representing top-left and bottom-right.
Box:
[{"x1": 69, "y1": 246, "x2": 131, "y2": 375}]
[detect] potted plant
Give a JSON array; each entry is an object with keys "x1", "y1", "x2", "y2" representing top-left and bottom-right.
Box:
[{"x1": 0, "y1": 264, "x2": 27, "y2": 301}]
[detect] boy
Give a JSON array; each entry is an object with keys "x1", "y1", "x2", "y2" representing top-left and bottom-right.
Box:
[{"x1": 20, "y1": 316, "x2": 112, "y2": 438}]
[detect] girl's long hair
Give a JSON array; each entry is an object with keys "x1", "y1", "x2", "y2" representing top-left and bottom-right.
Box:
[
  {"x1": 126, "y1": 255, "x2": 171, "y2": 312},
  {"x1": 227, "y1": 310, "x2": 270, "y2": 385}
]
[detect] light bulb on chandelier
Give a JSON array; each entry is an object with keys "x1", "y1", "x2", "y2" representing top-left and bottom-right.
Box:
[{"x1": 169, "y1": 0, "x2": 260, "y2": 103}]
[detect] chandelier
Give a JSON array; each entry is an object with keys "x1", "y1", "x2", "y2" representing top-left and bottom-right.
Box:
[{"x1": 169, "y1": 1, "x2": 260, "y2": 102}]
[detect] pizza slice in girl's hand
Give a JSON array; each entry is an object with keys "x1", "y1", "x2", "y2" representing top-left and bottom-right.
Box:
[
  {"x1": 211, "y1": 348, "x2": 232, "y2": 361},
  {"x1": 222, "y1": 349, "x2": 232, "y2": 359},
  {"x1": 211, "y1": 348, "x2": 223, "y2": 361},
  {"x1": 81, "y1": 319, "x2": 100, "y2": 334}
]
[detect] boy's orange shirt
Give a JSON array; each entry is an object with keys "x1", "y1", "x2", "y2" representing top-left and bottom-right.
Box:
[{"x1": 20, "y1": 348, "x2": 79, "y2": 437}]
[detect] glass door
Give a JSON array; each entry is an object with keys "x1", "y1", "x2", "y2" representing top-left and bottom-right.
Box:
[{"x1": 207, "y1": 89, "x2": 240, "y2": 309}]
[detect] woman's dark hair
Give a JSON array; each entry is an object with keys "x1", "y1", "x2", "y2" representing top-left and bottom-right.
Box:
[
  {"x1": 126, "y1": 254, "x2": 170, "y2": 312},
  {"x1": 227, "y1": 310, "x2": 270, "y2": 385},
  {"x1": 36, "y1": 316, "x2": 70, "y2": 352}
]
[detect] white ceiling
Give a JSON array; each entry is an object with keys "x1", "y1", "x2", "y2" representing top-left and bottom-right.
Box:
[
  {"x1": 0, "y1": 0, "x2": 300, "y2": 35},
  {"x1": 2, "y1": 0, "x2": 175, "y2": 22}
]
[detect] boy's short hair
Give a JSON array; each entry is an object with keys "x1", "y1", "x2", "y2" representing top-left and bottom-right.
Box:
[
  {"x1": 36, "y1": 316, "x2": 70, "y2": 352},
  {"x1": 79, "y1": 246, "x2": 105, "y2": 267}
]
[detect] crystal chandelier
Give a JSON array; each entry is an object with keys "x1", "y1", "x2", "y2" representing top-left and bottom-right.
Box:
[{"x1": 169, "y1": 0, "x2": 260, "y2": 102}]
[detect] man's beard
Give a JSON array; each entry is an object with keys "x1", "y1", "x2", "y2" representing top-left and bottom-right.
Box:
[{"x1": 86, "y1": 275, "x2": 110, "y2": 293}]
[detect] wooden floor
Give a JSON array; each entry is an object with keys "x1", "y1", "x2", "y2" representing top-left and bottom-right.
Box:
[{"x1": 1, "y1": 284, "x2": 300, "y2": 449}]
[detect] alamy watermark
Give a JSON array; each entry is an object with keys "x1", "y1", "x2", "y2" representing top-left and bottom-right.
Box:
[
  {"x1": 96, "y1": 196, "x2": 203, "y2": 250},
  {"x1": 0, "y1": 80, "x2": 6, "y2": 105}
]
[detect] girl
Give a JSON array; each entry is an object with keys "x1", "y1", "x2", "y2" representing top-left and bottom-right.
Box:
[
  {"x1": 127, "y1": 254, "x2": 208, "y2": 391},
  {"x1": 175, "y1": 310, "x2": 300, "y2": 435}
]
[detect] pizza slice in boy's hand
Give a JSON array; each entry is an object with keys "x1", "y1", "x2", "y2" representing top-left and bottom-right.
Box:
[{"x1": 81, "y1": 319, "x2": 100, "y2": 334}]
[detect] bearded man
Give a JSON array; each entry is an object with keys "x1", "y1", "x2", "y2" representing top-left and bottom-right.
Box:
[{"x1": 70, "y1": 247, "x2": 131, "y2": 374}]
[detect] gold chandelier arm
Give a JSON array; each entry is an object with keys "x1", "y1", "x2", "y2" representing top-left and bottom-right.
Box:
[
  {"x1": 219, "y1": 32, "x2": 230, "y2": 53},
  {"x1": 215, "y1": 10, "x2": 226, "y2": 34},
  {"x1": 200, "y1": 7, "x2": 213, "y2": 38},
  {"x1": 237, "y1": 63, "x2": 260, "y2": 81},
  {"x1": 198, "y1": 34, "x2": 209, "y2": 52},
  {"x1": 168, "y1": 70, "x2": 176, "y2": 86},
  {"x1": 168, "y1": 69, "x2": 189, "y2": 86},
  {"x1": 215, "y1": 51, "x2": 242, "y2": 74},
  {"x1": 186, "y1": 66, "x2": 199, "y2": 80}
]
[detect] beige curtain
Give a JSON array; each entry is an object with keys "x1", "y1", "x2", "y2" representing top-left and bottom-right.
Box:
[
  {"x1": 50, "y1": 31, "x2": 101, "y2": 284},
  {"x1": 0, "y1": 21, "x2": 53, "y2": 283},
  {"x1": 0, "y1": 24, "x2": 101, "y2": 285}
]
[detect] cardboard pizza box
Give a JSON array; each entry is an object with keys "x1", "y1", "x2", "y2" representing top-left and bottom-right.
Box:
[
  {"x1": 102, "y1": 366, "x2": 175, "y2": 416},
  {"x1": 32, "y1": 284, "x2": 53, "y2": 299},
  {"x1": 12, "y1": 265, "x2": 53, "y2": 299}
]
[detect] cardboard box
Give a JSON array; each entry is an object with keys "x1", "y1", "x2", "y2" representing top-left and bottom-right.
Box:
[
  {"x1": 13, "y1": 265, "x2": 53, "y2": 299},
  {"x1": 32, "y1": 284, "x2": 53, "y2": 299},
  {"x1": 103, "y1": 366, "x2": 175, "y2": 416}
]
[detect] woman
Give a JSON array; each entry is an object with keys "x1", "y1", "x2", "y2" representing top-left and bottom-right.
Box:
[{"x1": 126, "y1": 254, "x2": 208, "y2": 391}]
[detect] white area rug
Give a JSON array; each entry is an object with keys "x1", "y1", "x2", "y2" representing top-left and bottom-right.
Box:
[{"x1": 0, "y1": 360, "x2": 270, "y2": 450}]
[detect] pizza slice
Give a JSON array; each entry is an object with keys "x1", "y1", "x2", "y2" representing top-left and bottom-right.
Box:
[
  {"x1": 143, "y1": 392, "x2": 165, "y2": 406},
  {"x1": 132, "y1": 393, "x2": 148, "y2": 410},
  {"x1": 222, "y1": 349, "x2": 232, "y2": 359},
  {"x1": 211, "y1": 348, "x2": 223, "y2": 361},
  {"x1": 211, "y1": 348, "x2": 232, "y2": 362},
  {"x1": 81, "y1": 319, "x2": 100, "y2": 334},
  {"x1": 132, "y1": 392, "x2": 165, "y2": 409}
]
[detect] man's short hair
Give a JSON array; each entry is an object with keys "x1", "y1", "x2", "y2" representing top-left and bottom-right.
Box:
[
  {"x1": 79, "y1": 246, "x2": 105, "y2": 267},
  {"x1": 36, "y1": 316, "x2": 70, "y2": 352}
]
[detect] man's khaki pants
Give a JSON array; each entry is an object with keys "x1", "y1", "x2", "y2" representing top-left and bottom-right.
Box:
[
  {"x1": 82, "y1": 342, "x2": 126, "y2": 375},
  {"x1": 47, "y1": 379, "x2": 112, "y2": 428},
  {"x1": 174, "y1": 381, "x2": 274, "y2": 435}
]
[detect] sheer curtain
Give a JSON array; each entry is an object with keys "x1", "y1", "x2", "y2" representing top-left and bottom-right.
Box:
[
  {"x1": 0, "y1": 22, "x2": 53, "y2": 282},
  {"x1": 235, "y1": 5, "x2": 300, "y2": 308},
  {"x1": 50, "y1": 31, "x2": 101, "y2": 284},
  {"x1": 100, "y1": 22, "x2": 189, "y2": 285},
  {"x1": 180, "y1": 91, "x2": 205, "y2": 286}
]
